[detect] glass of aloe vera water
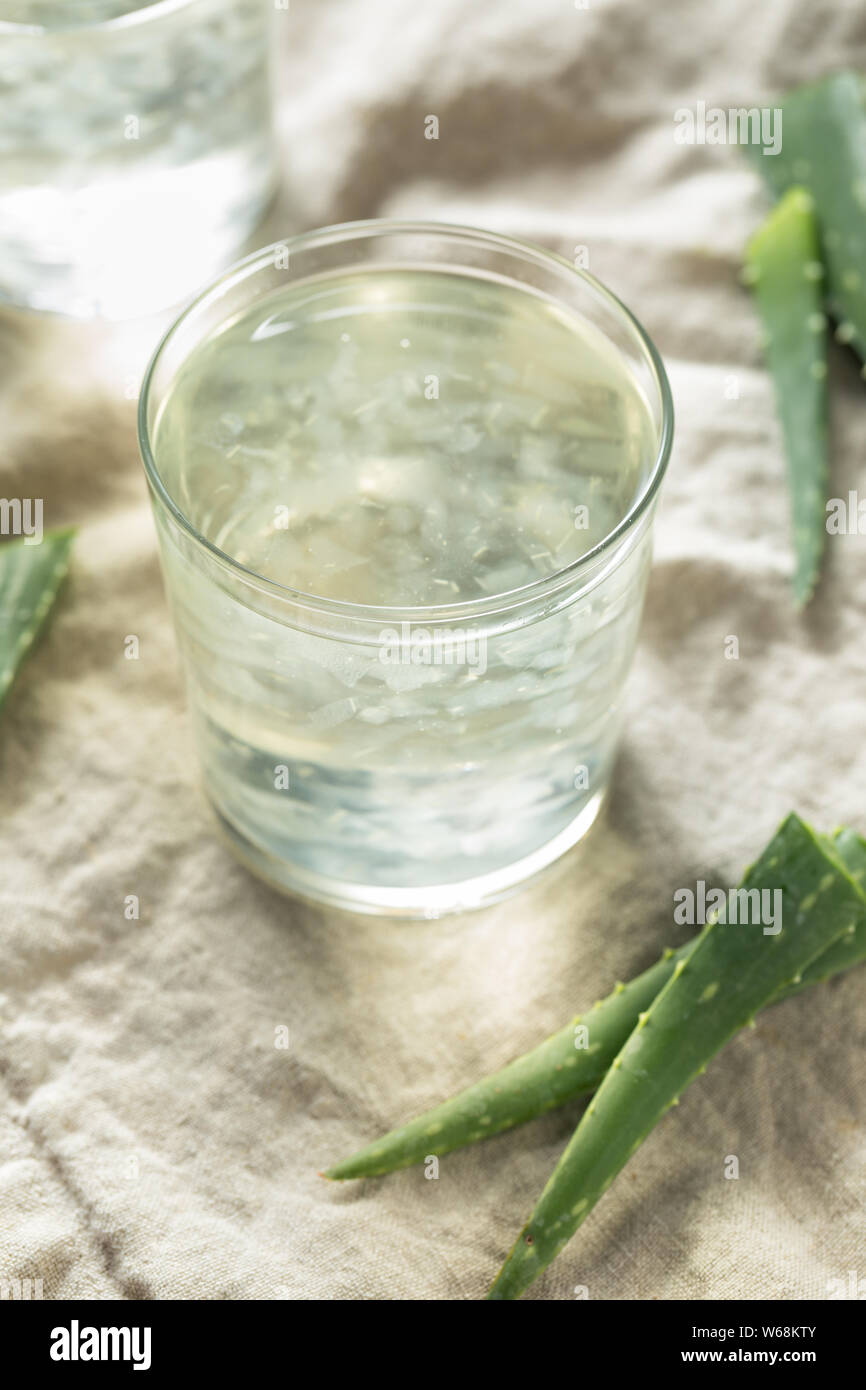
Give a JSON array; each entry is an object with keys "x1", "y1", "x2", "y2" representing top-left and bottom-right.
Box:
[{"x1": 139, "y1": 222, "x2": 673, "y2": 915}]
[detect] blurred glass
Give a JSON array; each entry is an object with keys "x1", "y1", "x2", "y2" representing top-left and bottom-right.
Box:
[{"x1": 0, "y1": 0, "x2": 276, "y2": 318}]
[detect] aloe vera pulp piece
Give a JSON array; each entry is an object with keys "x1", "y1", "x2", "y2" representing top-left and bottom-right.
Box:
[
  {"x1": 745, "y1": 187, "x2": 828, "y2": 606},
  {"x1": 0, "y1": 529, "x2": 75, "y2": 711},
  {"x1": 487, "y1": 814, "x2": 865, "y2": 1299}
]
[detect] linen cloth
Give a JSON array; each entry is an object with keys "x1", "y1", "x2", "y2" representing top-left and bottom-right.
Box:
[{"x1": 1, "y1": 0, "x2": 865, "y2": 1301}]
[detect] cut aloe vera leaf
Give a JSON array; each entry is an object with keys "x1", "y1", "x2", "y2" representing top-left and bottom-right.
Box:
[
  {"x1": 745, "y1": 187, "x2": 828, "y2": 606},
  {"x1": 832, "y1": 826, "x2": 866, "y2": 885},
  {"x1": 805, "y1": 827, "x2": 866, "y2": 981},
  {"x1": 324, "y1": 942, "x2": 693, "y2": 1181},
  {"x1": 0, "y1": 529, "x2": 75, "y2": 711},
  {"x1": 750, "y1": 71, "x2": 866, "y2": 361},
  {"x1": 327, "y1": 826, "x2": 866, "y2": 1182},
  {"x1": 488, "y1": 813, "x2": 865, "y2": 1300}
]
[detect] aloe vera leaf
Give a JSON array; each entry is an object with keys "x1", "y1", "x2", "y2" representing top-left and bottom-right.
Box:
[
  {"x1": 0, "y1": 529, "x2": 74, "y2": 711},
  {"x1": 327, "y1": 827, "x2": 866, "y2": 1181},
  {"x1": 745, "y1": 187, "x2": 828, "y2": 606},
  {"x1": 487, "y1": 814, "x2": 865, "y2": 1300},
  {"x1": 323, "y1": 942, "x2": 693, "y2": 1180},
  {"x1": 751, "y1": 71, "x2": 866, "y2": 362},
  {"x1": 784, "y1": 829, "x2": 866, "y2": 989},
  {"x1": 832, "y1": 826, "x2": 866, "y2": 884}
]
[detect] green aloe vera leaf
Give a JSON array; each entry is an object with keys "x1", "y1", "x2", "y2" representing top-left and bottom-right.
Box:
[
  {"x1": 323, "y1": 942, "x2": 693, "y2": 1181},
  {"x1": 798, "y1": 827, "x2": 866, "y2": 982},
  {"x1": 327, "y1": 827, "x2": 866, "y2": 1182},
  {"x1": 786, "y1": 828, "x2": 866, "y2": 988},
  {"x1": 750, "y1": 71, "x2": 866, "y2": 362},
  {"x1": 487, "y1": 814, "x2": 865, "y2": 1300},
  {"x1": 832, "y1": 826, "x2": 866, "y2": 885},
  {"x1": 0, "y1": 529, "x2": 74, "y2": 711},
  {"x1": 745, "y1": 187, "x2": 828, "y2": 606}
]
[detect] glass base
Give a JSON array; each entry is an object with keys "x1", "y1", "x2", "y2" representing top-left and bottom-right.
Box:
[
  {"x1": 0, "y1": 173, "x2": 275, "y2": 321},
  {"x1": 209, "y1": 791, "x2": 605, "y2": 919}
]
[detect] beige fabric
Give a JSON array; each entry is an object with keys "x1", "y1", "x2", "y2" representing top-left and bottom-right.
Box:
[{"x1": 2, "y1": 0, "x2": 865, "y2": 1302}]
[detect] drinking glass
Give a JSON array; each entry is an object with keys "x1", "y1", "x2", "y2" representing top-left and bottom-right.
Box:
[
  {"x1": 139, "y1": 221, "x2": 673, "y2": 916},
  {"x1": 0, "y1": 0, "x2": 276, "y2": 318}
]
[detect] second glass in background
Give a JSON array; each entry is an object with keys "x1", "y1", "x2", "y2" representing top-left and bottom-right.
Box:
[{"x1": 0, "y1": 0, "x2": 276, "y2": 318}]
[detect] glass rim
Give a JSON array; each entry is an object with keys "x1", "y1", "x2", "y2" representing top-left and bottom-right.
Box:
[
  {"x1": 138, "y1": 217, "x2": 675, "y2": 624},
  {"x1": 0, "y1": 0, "x2": 201, "y2": 37}
]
